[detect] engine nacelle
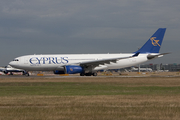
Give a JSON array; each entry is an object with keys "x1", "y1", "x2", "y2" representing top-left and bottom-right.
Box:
[
  {"x1": 66, "y1": 65, "x2": 83, "y2": 74},
  {"x1": 54, "y1": 65, "x2": 83, "y2": 74},
  {"x1": 4, "y1": 70, "x2": 8, "y2": 74},
  {"x1": 54, "y1": 70, "x2": 65, "y2": 74}
]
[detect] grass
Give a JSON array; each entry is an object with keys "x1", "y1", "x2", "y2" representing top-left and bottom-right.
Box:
[
  {"x1": 0, "y1": 82, "x2": 180, "y2": 96},
  {"x1": 0, "y1": 77, "x2": 180, "y2": 119}
]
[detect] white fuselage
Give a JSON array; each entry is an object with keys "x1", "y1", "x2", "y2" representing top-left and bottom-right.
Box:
[{"x1": 9, "y1": 53, "x2": 149, "y2": 71}]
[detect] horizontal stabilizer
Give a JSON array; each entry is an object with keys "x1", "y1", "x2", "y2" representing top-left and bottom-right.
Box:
[{"x1": 147, "y1": 53, "x2": 170, "y2": 60}]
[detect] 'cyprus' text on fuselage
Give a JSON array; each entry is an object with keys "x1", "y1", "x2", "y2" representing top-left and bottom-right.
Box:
[{"x1": 29, "y1": 57, "x2": 69, "y2": 65}]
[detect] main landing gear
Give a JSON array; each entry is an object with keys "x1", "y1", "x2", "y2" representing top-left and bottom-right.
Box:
[{"x1": 80, "y1": 72, "x2": 97, "y2": 76}]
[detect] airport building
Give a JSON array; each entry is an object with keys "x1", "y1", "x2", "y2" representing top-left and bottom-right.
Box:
[
  {"x1": 117, "y1": 63, "x2": 180, "y2": 72},
  {"x1": 139, "y1": 63, "x2": 180, "y2": 72}
]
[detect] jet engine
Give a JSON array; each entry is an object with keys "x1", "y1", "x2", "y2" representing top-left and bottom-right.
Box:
[{"x1": 54, "y1": 65, "x2": 83, "y2": 74}]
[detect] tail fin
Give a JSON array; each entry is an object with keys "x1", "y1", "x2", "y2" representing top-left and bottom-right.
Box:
[{"x1": 135, "y1": 28, "x2": 166, "y2": 53}]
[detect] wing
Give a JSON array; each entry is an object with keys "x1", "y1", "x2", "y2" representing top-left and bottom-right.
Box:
[{"x1": 79, "y1": 52, "x2": 140, "y2": 67}]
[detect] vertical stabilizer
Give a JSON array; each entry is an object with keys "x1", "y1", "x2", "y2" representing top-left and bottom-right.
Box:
[{"x1": 135, "y1": 28, "x2": 166, "y2": 53}]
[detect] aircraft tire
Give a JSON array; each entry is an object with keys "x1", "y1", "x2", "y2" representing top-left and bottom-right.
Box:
[
  {"x1": 25, "y1": 73, "x2": 29, "y2": 77},
  {"x1": 92, "y1": 72, "x2": 97, "y2": 76},
  {"x1": 85, "y1": 73, "x2": 91, "y2": 76},
  {"x1": 80, "y1": 73, "x2": 85, "y2": 76}
]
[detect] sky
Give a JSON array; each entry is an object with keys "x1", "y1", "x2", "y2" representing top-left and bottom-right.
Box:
[{"x1": 0, "y1": 0, "x2": 180, "y2": 66}]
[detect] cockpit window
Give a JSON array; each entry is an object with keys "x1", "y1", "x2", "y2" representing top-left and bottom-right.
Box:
[{"x1": 13, "y1": 59, "x2": 19, "y2": 61}]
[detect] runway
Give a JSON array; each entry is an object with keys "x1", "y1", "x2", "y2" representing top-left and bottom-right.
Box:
[{"x1": 0, "y1": 72, "x2": 180, "y2": 79}]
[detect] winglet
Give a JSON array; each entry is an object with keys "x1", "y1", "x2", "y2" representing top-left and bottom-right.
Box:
[{"x1": 132, "y1": 52, "x2": 140, "y2": 57}]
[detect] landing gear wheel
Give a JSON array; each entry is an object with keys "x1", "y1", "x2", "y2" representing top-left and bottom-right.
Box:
[
  {"x1": 84, "y1": 72, "x2": 97, "y2": 76},
  {"x1": 80, "y1": 73, "x2": 85, "y2": 76},
  {"x1": 92, "y1": 72, "x2": 97, "y2": 76},
  {"x1": 85, "y1": 73, "x2": 92, "y2": 76},
  {"x1": 23, "y1": 71, "x2": 29, "y2": 77},
  {"x1": 25, "y1": 73, "x2": 29, "y2": 77}
]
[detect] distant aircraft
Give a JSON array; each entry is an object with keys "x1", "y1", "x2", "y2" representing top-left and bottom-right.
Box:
[
  {"x1": 131, "y1": 67, "x2": 153, "y2": 72},
  {"x1": 0, "y1": 65, "x2": 26, "y2": 75},
  {"x1": 9, "y1": 28, "x2": 168, "y2": 76}
]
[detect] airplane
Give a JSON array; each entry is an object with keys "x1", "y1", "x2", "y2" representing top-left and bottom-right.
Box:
[
  {"x1": 131, "y1": 67, "x2": 153, "y2": 72},
  {"x1": 0, "y1": 65, "x2": 27, "y2": 75},
  {"x1": 9, "y1": 28, "x2": 168, "y2": 76}
]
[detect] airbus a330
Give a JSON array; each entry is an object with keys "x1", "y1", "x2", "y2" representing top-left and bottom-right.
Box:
[{"x1": 9, "y1": 28, "x2": 168, "y2": 76}]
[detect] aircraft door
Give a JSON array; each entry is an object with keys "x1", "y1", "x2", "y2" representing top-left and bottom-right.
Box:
[
  {"x1": 24, "y1": 57, "x2": 29, "y2": 64},
  {"x1": 129, "y1": 58, "x2": 136, "y2": 62}
]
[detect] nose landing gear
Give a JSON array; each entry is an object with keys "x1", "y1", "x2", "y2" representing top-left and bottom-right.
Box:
[{"x1": 23, "y1": 71, "x2": 29, "y2": 77}]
